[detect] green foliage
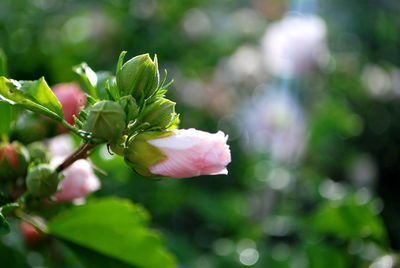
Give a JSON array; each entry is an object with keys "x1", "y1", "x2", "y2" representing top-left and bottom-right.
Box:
[
  {"x1": 0, "y1": 77, "x2": 63, "y2": 122},
  {"x1": 48, "y1": 198, "x2": 177, "y2": 268},
  {"x1": 0, "y1": 49, "x2": 7, "y2": 77},
  {"x1": 310, "y1": 195, "x2": 387, "y2": 243},
  {"x1": 305, "y1": 242, "x2": 349, "y2": 268},
  {"x1": 0, "y1": 0, "x2": 399, "y2": 266},
  {"x1": 0, "y1": 241, "x2": 29, "y2": 267}
]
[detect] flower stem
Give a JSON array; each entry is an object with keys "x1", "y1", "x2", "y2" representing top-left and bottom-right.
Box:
[
  {"x1": 60, "y1": 120, "x2": 89, "y2": 140},
  {"x1": 56, "y1": 143, "x2": 97, "y2": 173}
]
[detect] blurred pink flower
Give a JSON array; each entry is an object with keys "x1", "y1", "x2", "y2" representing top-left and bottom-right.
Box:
[
  {"x1": 52, "y1": 83, "x2": 86, "y2": 125},
  {"x1": 241, "y1": 88, "x2": 307, "y2": 163},
  {"x1": 48, "y1": 135, "x2": 100, "y2": 203},
  {"x1": 141, "y1": 129, "x2": 231, "y2": 178},
  {"x1": 54, "y1": 159, "x2": 100, "y2": 203},
  {"x1": 261, "y1": 15, "x2": 327, "y2": 76}
]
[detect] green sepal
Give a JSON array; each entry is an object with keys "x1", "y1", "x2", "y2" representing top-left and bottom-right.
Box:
[
  {"x1": 123, "y1": 131, "x2": 174, "y2": 177},
  {"x1": 139, "y1": 98, "x2": 177, "y2": 129},
  {"x1": 116, "y1": 51, "x2": 127, "y2": 80},
  {"x1": 105, "y1": 78, "x2": 119, "y2": 101},
  {"x1": 118, "y1": 95, "x2": 139, "y2": 122},
  {"x1": 73, "y1": 62, "x2": 98, "y2": 99},
  {"x1": 166, "y1": 113, "x2": 180, "y2": 129},
  {"x1": 73, "y1": 115, "x2": 84, "y2": 128},
  {"x1": 109, "y1": 135, "x2": 128, "y2": 156}
]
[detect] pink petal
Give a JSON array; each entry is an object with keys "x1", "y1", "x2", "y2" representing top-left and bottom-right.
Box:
[{"x1": 148, "y1": 128, "x2": 231, "y2": 178}]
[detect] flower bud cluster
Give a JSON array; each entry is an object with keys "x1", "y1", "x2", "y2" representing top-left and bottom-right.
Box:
[
  {"x1": 78, "y1": 52, "x2": 178, "y2": 145},
  {"x1": 54, "y1": 52, "x2": 230, "y2": 179}
]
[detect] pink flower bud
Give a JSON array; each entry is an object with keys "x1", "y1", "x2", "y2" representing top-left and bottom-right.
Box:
[
  {"x1": 53, "y1": 159, "x2": 100, "y2": 203},
  {"x1": 125, "y1": 129, "x2": 231, "y2": 178},
  {"x1": 52, "y1": 83, "x2": 86, "y2": 125},
  {"x1": 0, "y1": 141, "x2": 29, "y2": 182},
  {"x1": 20, "y1": 221, "x2": 43, "y2": 246}
]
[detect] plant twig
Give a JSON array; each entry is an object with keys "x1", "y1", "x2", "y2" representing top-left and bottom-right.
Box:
[
  {"x1": 60, "y1": 120, "x2": 89, "y2": 141},
  {"x1": 56, "y1": 143, "x2": 97, "y2": 173}
]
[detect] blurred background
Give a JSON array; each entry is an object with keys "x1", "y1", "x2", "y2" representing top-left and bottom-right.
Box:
[{"x1": 1, "y1": 0, "x2": 400, "y2": 267}]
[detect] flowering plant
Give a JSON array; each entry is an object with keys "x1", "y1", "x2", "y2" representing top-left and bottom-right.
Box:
[{"x1": 0, "y1": 51, "x2": 230, "y2": 267}]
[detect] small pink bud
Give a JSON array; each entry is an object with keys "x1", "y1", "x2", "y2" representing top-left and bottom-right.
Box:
[
  {"x1": 20, "y1": 221, "x2": 43, "y2": 246},
  {"x1": 54, "y1": 159, "x2": 100, "y2": 203},
  {"x1": 125, "y1": 129, "x2": 231, "y2": 178},
  {"x1": 0, "y1": 141, "x2": 30, "y2": 182},
  {"x1": 52, "y1": 83, "x2": 86, "y2": 125}
]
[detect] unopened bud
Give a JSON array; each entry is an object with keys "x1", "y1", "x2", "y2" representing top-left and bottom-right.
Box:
[
  {"x1": 27, "y1": 142, "x2": 50, "y2": 164},
  {"x1": 26, "y1": 164, "x2": 59, "y2": 198},
  {"x1": 117, "y1": 53, "x2": 159, "y2": 101},
  {"x1": 83, "y1": 100, "x2": 126, "y2": 143}
]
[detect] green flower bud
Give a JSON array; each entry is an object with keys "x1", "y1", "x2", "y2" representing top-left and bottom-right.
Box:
[
  {"x1": 26, "y1": 164, "x2": 59, "y2": 198},
  {"x1": 118, "y1": 95, "x2": 139, "y2": 122},
  {"x1": 117, "y1": 54, "x2": 160, "y2": 100},
  {"x1": 124, "y1": 131, "x2": 173, "y2": 177},
  {"x1": 83, "y1": 100, "x2": 127, "y2": 143},
  {"x1": 12, "y1": 112, "x2": 52, "y2": 144},
  {"x1": 0, "y1": 141, "x2": 30, "y2": 182},
  {"x1": 139, "y1": 98, "x2": 177, "y2": 129},
  {"x1": 27, "y1": 142, "x2": 50, "y2": 164}
]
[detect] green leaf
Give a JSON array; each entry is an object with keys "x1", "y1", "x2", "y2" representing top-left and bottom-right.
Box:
[
  {"x1": 0, "y1": 77, "x2": 63, "y2": 122},
  {"x1": 1, "y1": 203, "x2": 20, "y2": 214},
  {"x1": 63, "y1": 241, "x2": 134, "y2": 268},
  {"x1": 310, "y1": 195, "x2": 387, "y2": 243},
  {"x1": 73, "y1": 62, "x2": 99, "y2": 99},
  {"x1": 48, "y1": 198, "x2": 177, "y2": 268}
]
